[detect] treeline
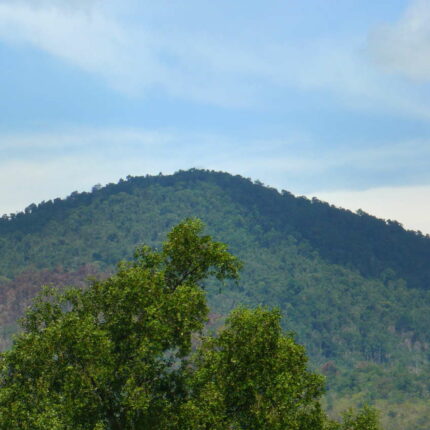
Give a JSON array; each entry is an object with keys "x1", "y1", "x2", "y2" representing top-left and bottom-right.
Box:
[
  {"x1": 1, "y1": 169, "x2": 430, "y2": 428},
  {"x1": 0, "y1": 220, "x2": 381, "y2": 429},
  {"x1": 1, "y1": 169, "x2": 429, "y2": 289}
]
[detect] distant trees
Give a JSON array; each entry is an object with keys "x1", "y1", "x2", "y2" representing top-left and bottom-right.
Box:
[
  {"x1": 0, "y1": 220, "x2": 380, "y2": 429},
  {"x1": 1, "y1": 170, "x2": 430, "y2": 428},
  {"x1": 180, "y1": 306, "x2": 329, "y2": 429}
]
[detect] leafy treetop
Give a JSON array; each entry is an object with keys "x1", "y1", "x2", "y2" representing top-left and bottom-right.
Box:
[{"x1": 0, "y1": 219, "x2": 380, "y2": 429}]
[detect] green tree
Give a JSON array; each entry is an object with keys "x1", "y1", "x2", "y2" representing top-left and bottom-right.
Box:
[
  {"x1": 326, "y1": 406, "x2": 382, "y2": 430},
  {"x1": 180, "y1": 307, "x2": 326, "y2": 429},
  {"x1": 0, "y1": 219, "x2": 241, "y2": 429},
  {"x1": 0, "y1": 219, "x2": 380, "y2": 429}
]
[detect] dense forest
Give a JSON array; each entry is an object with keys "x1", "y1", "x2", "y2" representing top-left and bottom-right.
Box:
[
  {"x1": 0, "y1": 219, "x2": 381, "y2": 429},
  {"x1": 1, "y1": 169, "x2": 430, "y2": 428}
]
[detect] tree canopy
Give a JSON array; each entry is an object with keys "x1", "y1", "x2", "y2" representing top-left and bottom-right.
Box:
[{"x1": 0, "y1": 219, "x2": 380, "y2": 429}]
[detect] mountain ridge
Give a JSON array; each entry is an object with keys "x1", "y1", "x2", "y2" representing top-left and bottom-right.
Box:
[
  {"x1": 1, "y1": 169, "x2": 429, "y2": 289},
  {"x1": 1, "y1": 168, "x2": 430, "y2": 429}
]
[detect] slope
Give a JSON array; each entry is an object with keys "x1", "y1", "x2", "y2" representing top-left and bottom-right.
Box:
[{"x1": 1, "y1": 169, "x2": 430, "y2": 429}]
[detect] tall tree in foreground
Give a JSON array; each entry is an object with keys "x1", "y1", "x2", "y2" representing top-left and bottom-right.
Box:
[
  {"x1": 0, "y1": 219, "x2": 380, "y2": 429},
  {"x1": 180, "y1": 307, "x2": 326, "y2": 429}
]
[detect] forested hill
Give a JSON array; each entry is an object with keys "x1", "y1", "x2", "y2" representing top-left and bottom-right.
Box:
[
  {"x1": 2, "y1": 169, "x2": 430, "y2": 429},
  {"x1": 1, "y1": 169, "x2": 429, "y2": 289}
]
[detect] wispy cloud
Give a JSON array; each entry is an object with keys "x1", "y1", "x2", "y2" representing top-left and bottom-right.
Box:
[
  {"x1": 369, "y1": 0, "x2": 430, "y2": 82},
  {"x1": 2, "y1": 0, "x2": 430, "y2": 117},
  {"x1": 0, "y1": 0, "x2": 265, "y2": 106},
  {"x1": 0, "y1": 126, "x2": 315, "y2": 215},
  {"x1": 0, "y1": 128, "x2": 174, "y2": 151},
  {"x1": 0, "y1": 1, "x2": 162, "y2": 95},
  {"x1": 2, "y1": 127, "x2": 429, "y2": 235},
  {"x1": 0, "y1": 128, "x2": 183, "y2": 215},
  {"x1": 1, "y1": 1, "x2": 429, "y2": 234},
  {"x1": 312, "y1": 184, "x2": 430, "y2": 235},
  {"x1": 1, "y1": 127, "x2": 430, "y2": 216}
]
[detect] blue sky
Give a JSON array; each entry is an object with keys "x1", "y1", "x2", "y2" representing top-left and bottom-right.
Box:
[{"x1": 1, "y1": 0, "x2": 430, "y2": 232}]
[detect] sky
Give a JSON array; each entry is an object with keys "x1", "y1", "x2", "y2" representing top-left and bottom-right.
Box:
[{"x1": 1, "y1": 0, "x2": 430, "y2": 233}]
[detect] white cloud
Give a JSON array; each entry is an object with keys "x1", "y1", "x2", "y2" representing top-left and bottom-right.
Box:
[
  {"x1": 0, "y1": 2, "x2": 162, "y2": 94},
  {"x1": 0, "y1": 128, "x2": 174, "y2": 150},
  {"x1": 0, "y1": 156, "x2": 164, "y2": 216},
  {"x1": 0, "y1": 129, "x2": 182, "y2": 215},
  {"x1": 1, "y1": 127, "x2": 430, "y2": 234},
  {"x1": 0, "y1": 0, "x2": 101, "y2": 12},
  {"x1": 312, "y1": 185, "x2": 430, "y2": 235},
  {"x1": 1, "y1": 0, "x2": 430, "y2": 116},
  {"x1": 0, "y1": 1, "x2": 417, "y2": 113},
  {"x1": 0, "y1": 127, "x2": 311, "y2": 215},
  {"x1": 3, "y1": 141, "x2": 429, "y2": 237},
  {"x1": 370, "y1": 0, "x2": 430, "y2": 81},
  {"x1": 0, "y1": 0, "x2": 270, "y2": 106}
]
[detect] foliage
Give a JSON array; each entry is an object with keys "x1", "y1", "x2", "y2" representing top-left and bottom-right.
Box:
[
  {"x1": 0, "y1": 220, "x2": 379, "y2": 429},
  {"x1": 181, "y1": 307, "x2": 326, "y2": 429},
  {"x1": 0, "y1": 169, "x2": 430, "y2": 427},
  {"x1": 1, "y1": 169, "x2": 430, "y2": 290},
  {"x1": 340, "y1": 407, "x2": 381, "y2": 430}
]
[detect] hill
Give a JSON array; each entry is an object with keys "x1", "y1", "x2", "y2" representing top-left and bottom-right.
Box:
[{"x1": 1, "y1": 169, "x2": 430, "y2": 429}]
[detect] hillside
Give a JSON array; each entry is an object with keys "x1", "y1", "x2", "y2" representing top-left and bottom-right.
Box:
[{"x1": 1, "y1": 169, "x2": 430, "y2": 429}]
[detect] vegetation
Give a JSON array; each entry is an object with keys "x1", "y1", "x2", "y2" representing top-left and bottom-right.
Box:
[
  {"x1": 0, "y1": 220, "x2": 380, "y2": 429},
  {"x1": 0, "y1": 169, "x2": 429, "y2": 428}
]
